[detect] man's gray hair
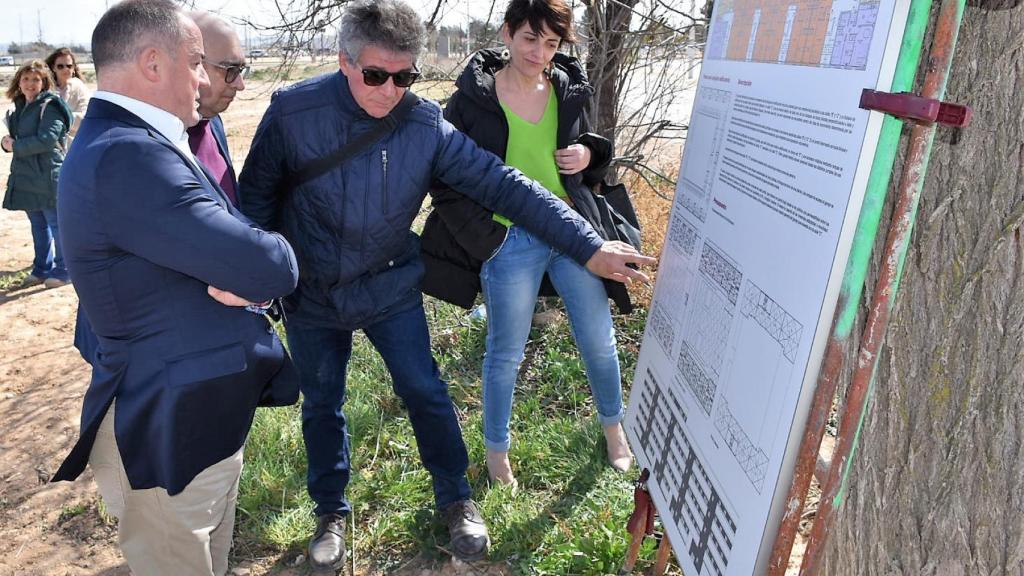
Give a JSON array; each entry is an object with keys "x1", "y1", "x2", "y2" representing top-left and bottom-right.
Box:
[
  {"x1": 338, "y1": 0, "x2": 425, "y2": 64},
  {"x1": 92, "y1": 0, "x2": 188, "y2": 72}
]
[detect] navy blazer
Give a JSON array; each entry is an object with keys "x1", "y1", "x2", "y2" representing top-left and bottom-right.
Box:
[
  {"x1": 73, "y1": 113, "x2": 238, "y2": 363},
  {"x1": 54, "y1": 98, "x2": 300, "y2": 495}
]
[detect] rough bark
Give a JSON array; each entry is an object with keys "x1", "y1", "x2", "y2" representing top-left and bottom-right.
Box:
[
  {"x1": 585, "y1": 0, "x2": 640, "y2": 149},
  {"x1": 822, "y1": 3, "x2": 1024, "y2": 574}
]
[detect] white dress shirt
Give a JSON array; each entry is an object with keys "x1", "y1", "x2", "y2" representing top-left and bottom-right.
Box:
[{"x1": 92, "y1": 91, "x2": 198, "y2": 165}]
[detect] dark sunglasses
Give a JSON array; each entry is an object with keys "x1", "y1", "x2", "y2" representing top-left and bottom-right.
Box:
[
  {"x1": 209, "y1": 62, "x2": 249, "y2": 84},
  {"x1": 54, "y1": 63, "x2": 75, "y2": 70},
  {"x1": 359, "y1": 65, "x2": 420, "y2": 88}
]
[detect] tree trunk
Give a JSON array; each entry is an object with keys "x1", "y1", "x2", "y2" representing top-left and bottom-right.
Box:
[
  {"x1": 823, "y1": 2, "x2": 1024, "y2": 573},
  {"x1": 585, "y1": 0, "x2": 639, "y2": 151}
]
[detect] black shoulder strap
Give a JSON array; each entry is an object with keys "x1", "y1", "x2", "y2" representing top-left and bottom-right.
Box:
[{"x1": 288, "y1": 91, "x2": 420, "y2": 190}]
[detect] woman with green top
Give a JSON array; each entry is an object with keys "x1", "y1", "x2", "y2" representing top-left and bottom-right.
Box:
[{"x1": 422, "y1": 0, "x2": 633, "y2": 488}]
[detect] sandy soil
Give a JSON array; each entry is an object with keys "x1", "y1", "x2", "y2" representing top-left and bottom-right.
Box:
[{"x1": 0, "y1": 184, "x2": 127, "y2": 575}]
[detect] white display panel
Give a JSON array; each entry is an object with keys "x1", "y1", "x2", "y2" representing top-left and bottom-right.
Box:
[{"x1": 622, "y1": 0, "x2": 912, "y2": 573}]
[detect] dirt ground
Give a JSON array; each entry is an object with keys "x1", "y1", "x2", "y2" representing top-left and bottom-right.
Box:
[{"x1": 0, "y1": 180, "x2": 127, "y2": 575}]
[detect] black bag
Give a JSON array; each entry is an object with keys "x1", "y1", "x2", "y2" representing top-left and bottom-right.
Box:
[{"x1": 593, "y1": 180, "x2": 642, "y2": 251}]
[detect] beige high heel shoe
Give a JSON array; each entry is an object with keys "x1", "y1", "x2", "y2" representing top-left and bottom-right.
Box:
[
  {"x1": 486, "y1": 448, "x2": 518, "y2": 490},
  {"x1": 604, "y1": 423, "x2": 633, "y2": 472}
]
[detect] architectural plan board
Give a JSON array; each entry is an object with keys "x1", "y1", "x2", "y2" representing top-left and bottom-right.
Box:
[{"x1": 623, "y1": 0, "x2": 912, "y2": 572}]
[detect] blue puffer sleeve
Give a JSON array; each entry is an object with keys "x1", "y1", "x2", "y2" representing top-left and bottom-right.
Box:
[
  {"x1": 239, "y1": 94, "x2": 288, "y2": 232},
  {"x1": 432, "y1": 115, "x2": 603, "y2": 266}
]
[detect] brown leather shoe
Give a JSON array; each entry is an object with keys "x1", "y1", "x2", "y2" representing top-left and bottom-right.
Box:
[
  {"x1": 308, "y1": 513, "x2": 345, "y2": 570},
  {"x1": 19, "y1": 274, "x2": 43, "y2": 288},
  {"x1": 43, "y1": 277, "x2": 69, "y2": 289},
  {"x1": 441, "y1": 499, "x2": 489, "y2": 561}
]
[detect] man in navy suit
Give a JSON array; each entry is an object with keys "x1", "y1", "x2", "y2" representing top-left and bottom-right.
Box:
[
  {"x1": 53, "y1": 1, "x2": 299, "y2": 574},
  {"x1": 71, "y1": 11, "x2": 248, "y2": 364}
]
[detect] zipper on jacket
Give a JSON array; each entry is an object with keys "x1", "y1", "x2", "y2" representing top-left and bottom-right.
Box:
[{"x1": 381, "y1": 148, "x2": 389, "y2": 214}]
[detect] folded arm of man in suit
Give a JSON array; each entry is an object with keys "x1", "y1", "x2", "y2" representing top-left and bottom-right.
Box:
[{"x1": 94, "y1": 139, "x2": 298, "y2": 303}]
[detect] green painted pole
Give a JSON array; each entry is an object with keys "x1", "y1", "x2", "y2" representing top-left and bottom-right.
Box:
[
  {"x1": 801, "y1": 0, "x2": 967, "y2": 570},
  {"x1": 766, "y1": 0, "x2": 934, "y2": 572}
]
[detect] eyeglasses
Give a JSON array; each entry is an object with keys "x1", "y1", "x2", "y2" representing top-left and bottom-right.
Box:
[
  {"x1": 208, "y1": 61, "x2": 250, "y2": 84},
  {"x1": 54, "y1": 63, "x2": 74, "y2": 70},
  {"x1": 359, "y1": 65, "x2": 420, "y2": 88}
]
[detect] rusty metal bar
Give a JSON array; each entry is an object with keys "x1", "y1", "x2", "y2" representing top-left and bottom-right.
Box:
[
  {"x1": 764, "y1": 0, "x2": 937, "y2": 570},
  {"x1": 653, "y1": 535, "x2": 673, "y2": 575},
  {"x1": 797, "y1": 0, "x2": 967, "y2": 571},
  {"x1": 767, "y1": 332, "x2": 846, "y2": 575}
]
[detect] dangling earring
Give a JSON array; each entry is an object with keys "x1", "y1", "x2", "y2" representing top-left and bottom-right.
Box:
[{"x1": 500, "y1": 48, "x2": 510, "y2": 62}]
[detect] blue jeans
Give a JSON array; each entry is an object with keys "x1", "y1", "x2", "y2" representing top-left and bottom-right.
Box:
[
  {"x1": 26, "y1": 209, "x2": 68, "y2": 281},
  {"x1": 286, "y1": 302, "x2": 471, "y2": 516},
  {"x1": 480, "y1": 226, "x2": 624, "y2": 451}
]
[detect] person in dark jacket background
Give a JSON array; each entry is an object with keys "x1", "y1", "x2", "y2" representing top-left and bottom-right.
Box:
[
  {"x1": 238, "y1": 0, "x2": 653, "y2": 568},
  {"x1": 421, "y1": 0, "x2": 636, "y2": 489},
  {"x1": 2, "y1": 60, "x2": 73, "y2": 289}
]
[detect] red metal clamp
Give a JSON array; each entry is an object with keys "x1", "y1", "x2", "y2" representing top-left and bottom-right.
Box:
[
  {"x1": 626, "y1": 468, "x2": 656, "y2": 536},
  {"x1": 859, "y1": 89, "x2": 972, "y2": 127}
]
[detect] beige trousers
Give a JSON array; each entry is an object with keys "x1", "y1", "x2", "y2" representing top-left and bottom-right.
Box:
[{"x1": 88, "y1": 404, "x2": 244, "y2": 576}]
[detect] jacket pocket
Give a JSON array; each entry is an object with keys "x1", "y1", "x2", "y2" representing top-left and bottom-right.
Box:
[
  {"x1": 483, "y1": 226, "x2": 511, "y2": 263},
  {"x1": 165, "y1": 343, "x2": 247, "y2": 387}
]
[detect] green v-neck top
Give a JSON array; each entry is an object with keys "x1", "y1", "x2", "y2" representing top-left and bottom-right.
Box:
[{"x1": 494, "y1": 88, "x2": 566, "y2": 227}]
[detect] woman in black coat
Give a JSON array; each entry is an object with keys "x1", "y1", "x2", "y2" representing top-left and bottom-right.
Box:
[{"x1": 421, "y1": 0, "x2": 633, "y2": 488}]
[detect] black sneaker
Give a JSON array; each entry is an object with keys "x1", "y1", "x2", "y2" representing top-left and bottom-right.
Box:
[
  {"x1": 308, "y1": 513, "x2": 346, "y2": 570},
  {"x1": 441, "y1": 499, "x2": 489, "y2": 561}
]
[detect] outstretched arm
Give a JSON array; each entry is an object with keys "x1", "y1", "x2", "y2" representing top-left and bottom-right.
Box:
[{"x1": 433, "y1": 118, "x2": 654, "y2": 284}]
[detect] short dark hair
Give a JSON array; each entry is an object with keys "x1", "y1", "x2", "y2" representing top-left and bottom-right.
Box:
[
  {"x1": 503, "y1": 0, "x2": 576, "y2": 44},
  {"x1": 45, "y1": 48, "x2": 83, "y2": 82},
  {"x1": 338, "y1": 0, "x2": 425, "y2": 64},
  {"x1": 91, "y1": 0, "x2": 187, "y2": 72},
  {"x1": 6, "y1": 60, "x2": 56, "y2": 102}
]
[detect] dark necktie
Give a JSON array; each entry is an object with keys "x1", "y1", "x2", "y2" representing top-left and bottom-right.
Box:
[{"x1": 187, "y1": 119, "x2": 238, "y2": 207}]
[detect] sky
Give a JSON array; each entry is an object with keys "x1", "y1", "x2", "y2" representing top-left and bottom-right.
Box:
[{"x1": 1, "y1": 0, "x2": 502, "y2": 48}]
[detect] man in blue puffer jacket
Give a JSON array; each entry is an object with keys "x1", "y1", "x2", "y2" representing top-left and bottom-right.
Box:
[{"x1": 239, "y1": 0, "x2": 654, "y2": 567}]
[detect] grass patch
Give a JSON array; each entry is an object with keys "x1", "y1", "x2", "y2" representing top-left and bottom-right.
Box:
[
  {"x1": 57, "y1": 503, "x2": 89, "y2": 524},
  {"x1": 0, "y1": 267, "x2": 30, "y2": 292},
  {"x1": 235, "y1": 296, "x2": 679, "y2": 574}
]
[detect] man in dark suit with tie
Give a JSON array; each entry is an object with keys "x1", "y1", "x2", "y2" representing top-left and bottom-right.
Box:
[
  {"x1": 53, "y1": 1, "x2": 299, "y2": 574},
  {"x1": 187, "y1": 11, "x2": 245, "y2": 206}
]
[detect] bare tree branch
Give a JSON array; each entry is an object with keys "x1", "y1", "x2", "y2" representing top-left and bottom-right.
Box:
[{"x1": 426, "y1": 0, "x2": 446, "y2": 29}]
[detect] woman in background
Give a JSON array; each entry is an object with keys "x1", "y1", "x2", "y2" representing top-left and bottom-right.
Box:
[
  {"x1": 2, "y1": 60, "x2": 73, "y2": 288},
  {"x1": 45, "y1": 48, "x2": 90, "y2": 137}
]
